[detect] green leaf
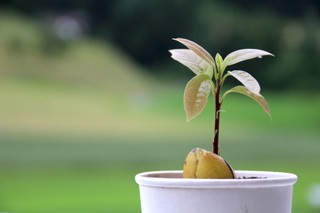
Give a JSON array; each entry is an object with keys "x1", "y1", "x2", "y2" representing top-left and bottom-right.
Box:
[
  {"x1": 215, "y1": 53, "x2": 224, "y2": 78},
  {"x1": 169, "y1": 49, "x2": 213, "y2": 77},
  {"x1": 223, "y1": 49, "x2": 274, "y2": 67},
  {"x1": 223, "y1": 86, "x2": 271, "y2": 118},
  {"x1": 228, "y1": 70, "x2": 260, "y2": 94},
  {"x1": 184, "y1": 74, "x2": 212, "y2": 121},
  {"x1": 173, "y1": 38, "x2": 215, "y2": 65}
]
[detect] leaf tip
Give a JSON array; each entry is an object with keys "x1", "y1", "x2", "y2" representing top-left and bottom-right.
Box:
[
  {"x1": 185, "y1": 113, "x2": 194, "y2": 123},
  {"x1": 172, "y1": 37, "x2": 181, "y2": 42},
  {"x1": 267, "y1": 111, "x2": 272, "y2": 120},
  {"x1": 263, "y1": 105, "x2": 272, "y2": 119},
  {"x1": 261, "y1": 51, "x2": 275, "y2": 58},
  {"x1": 168, "y1": 49, "x2": 174, "y2": 55}
]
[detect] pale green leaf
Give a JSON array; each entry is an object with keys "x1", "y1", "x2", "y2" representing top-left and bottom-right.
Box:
[
  {"x1": 228, "y1": 70, "x2": 260, "y2": 94},
  {"x1": 215, "y1": 53, "x2": 224, "y2": 78},
  {"x1": 223, "y1": 86, "x2": 271, "y2": 117},
  {"x1": 173, "y1": 38, "x2": 215, "y2": 65},
  {"x1": 169, "y1": 49, "x2": 213, "y2": 77},
  {"x1": 223, "y1": 49, "x2": 274, "y2": 67},
  {"x1": 184, "y1": 74, "x2": 212, "y2": 121}
]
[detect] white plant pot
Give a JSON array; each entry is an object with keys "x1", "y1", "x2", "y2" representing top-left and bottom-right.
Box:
[{"x1": 135, "y1": 170, "x2": 297, "y2": 213}]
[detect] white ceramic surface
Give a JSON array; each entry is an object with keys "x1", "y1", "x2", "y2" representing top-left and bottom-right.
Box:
[{"x1": 135, "y1": 170, "x2": 297, "y2": 213}]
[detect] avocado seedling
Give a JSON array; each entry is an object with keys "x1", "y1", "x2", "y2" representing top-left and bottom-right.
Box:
[{"x1": 169, "y1": 38, "x2": 273, "y2": 179}]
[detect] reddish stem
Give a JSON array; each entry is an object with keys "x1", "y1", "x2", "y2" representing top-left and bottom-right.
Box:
[{"x1": 213, "y1": 84, "x2": 221, "y2": 155}]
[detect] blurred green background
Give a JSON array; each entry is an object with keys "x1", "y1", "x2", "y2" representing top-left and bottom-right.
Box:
[{"x1": 0, "y1": 0, "x2": 319, "y2": 212}]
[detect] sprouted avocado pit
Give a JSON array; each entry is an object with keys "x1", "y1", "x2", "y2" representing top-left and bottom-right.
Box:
[{"x1": 169, "y1": 38, "x2": 273, "y2": 179}]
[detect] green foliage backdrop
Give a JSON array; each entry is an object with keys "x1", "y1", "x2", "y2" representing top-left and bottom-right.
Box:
[{"x1": 1, "y1": 0, "x2": 320, "y2": 90}]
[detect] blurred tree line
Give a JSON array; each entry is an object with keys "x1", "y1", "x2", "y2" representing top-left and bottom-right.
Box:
[{"x1": 0, "y1": 0, "x2": 319, "y2": 90}]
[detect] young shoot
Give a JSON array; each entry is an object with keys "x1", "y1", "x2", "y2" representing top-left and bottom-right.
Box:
[{"x1": 169, "y1": 38, "x2": 273, "y2": 155}]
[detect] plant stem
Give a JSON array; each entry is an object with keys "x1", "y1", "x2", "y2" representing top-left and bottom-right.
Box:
[{"x1": 213, "y1": 84, "x2": 221, "y2": 155}]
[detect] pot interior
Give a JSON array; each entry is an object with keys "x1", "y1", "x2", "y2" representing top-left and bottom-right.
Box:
[{"x1": 136, "y1": 170, "x2": 298, "y2": 188}]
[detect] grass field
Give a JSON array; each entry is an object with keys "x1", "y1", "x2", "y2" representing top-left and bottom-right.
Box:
[
  {"x1": 0, "y1": 78, "x2": 319, "y2": 213},
  {"x1": 0, "y1": 12, "x2": 320, "y2": 212}
]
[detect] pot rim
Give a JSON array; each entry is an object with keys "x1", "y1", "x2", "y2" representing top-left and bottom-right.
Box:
[{"x1": 135, "y1": 170, "x2": 298, "y2": 188}]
